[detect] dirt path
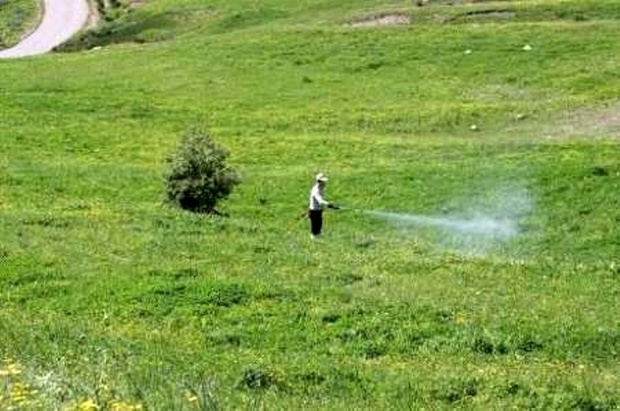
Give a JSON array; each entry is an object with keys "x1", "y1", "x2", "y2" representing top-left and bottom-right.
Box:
[{"x1": 0, "y1": 0, "x2": 89, "y2": 59}]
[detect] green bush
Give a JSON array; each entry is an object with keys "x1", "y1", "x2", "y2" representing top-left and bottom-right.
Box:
[{"x1": 165, "y1": 130, "x2": 240, "y2": 214}]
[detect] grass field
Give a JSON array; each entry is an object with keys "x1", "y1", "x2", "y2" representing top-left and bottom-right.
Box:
[
  {"x1": 1, "y1": 0, "x2": 619, "y2": 409},
  {"x1": 0, "y1": 0, "x2": 39, "y2": 48}
]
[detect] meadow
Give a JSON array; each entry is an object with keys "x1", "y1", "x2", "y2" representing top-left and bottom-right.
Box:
[{"x1": 0, "y1": 0, "x2": 619, "y2": 408}]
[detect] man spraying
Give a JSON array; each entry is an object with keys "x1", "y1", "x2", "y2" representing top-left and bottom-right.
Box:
[{"x1": 308, "y1": 173, "x2": 339, "y2": 239}]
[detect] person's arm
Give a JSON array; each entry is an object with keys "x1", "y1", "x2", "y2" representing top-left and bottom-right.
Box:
[
  {"x1": 313, "y1": 189, "x2": 329, "y2": 206},
  {"x1": 313, "y1": 188, "x2": 339, "y2": 209}
]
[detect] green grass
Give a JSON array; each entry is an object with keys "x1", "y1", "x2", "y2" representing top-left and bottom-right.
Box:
[
  {"x1": 1, "y1": 0, "x2": 619, "y2": 409},
  {"x1": 0, "y1": 0, "x2": 39, "y2": 48}
]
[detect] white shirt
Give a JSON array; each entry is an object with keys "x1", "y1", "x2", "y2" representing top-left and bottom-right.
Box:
[{"x1": 309, "y1": 183, "x2": 329, "y2": 210}]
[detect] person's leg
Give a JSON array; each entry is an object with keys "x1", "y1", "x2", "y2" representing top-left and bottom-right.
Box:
[
  {"x1": 309, "y1": 210, "x2": 316, "y2": 235},
  {"x1": 309, "y1": 210, "x2": 323, "y2": 237}
]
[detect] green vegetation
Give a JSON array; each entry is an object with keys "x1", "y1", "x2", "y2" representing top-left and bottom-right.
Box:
[
  {"x1": 1, "y1": 0, "x2": 619, "y2": 408},
  {"x1": 0, "y1": 0, "x2": 40, "y2": 48},
  {"x1": 165, "y1": 130, "x2": 240, "y2": 213}
]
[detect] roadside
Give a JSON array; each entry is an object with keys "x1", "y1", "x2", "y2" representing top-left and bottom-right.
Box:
[
  {"x1": 0, "y1": 0, "x2": 41, "y2": 50},
  {"x1": 0, "y1": 0, "x2": 90, "y2": 58}
]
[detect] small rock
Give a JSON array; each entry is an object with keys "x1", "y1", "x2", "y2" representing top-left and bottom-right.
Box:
[
  {"x1": 469, "y1": 124, "x2": 479, "y2": 131},
  {"x1": 522, "y1": 44, "x2": 532, "y2": 51},
  {"x1": 464, "y1": 49, "x2": 472, "y2": 55}
]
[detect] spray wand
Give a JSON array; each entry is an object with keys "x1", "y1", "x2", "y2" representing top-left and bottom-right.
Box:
[{"x1": 331, "y1": 204, "x2": 363, "y2": 212}]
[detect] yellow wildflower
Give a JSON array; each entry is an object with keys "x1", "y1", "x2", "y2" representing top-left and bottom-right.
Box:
[
  {"x1": 185, "y1": 390, "x2": 198, "y2": 403},
  {"x1": 109, "y1": 400, "x2": 143, "y2": 411},
  {"x1": 78, "y1": 398, "x2": 99, "y2": 411},
  {"x1": 9, "y1": 382, "x2": 34, "y2": 404},
  {"x1": 0, "y1": 362, "x2": 22, "y2": 377}
]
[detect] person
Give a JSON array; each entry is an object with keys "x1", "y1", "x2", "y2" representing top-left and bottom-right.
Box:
[{"x1": 308, "y1": 173, "x2": 339, "y2": 239}]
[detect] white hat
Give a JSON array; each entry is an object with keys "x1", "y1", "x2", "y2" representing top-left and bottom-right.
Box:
[{"x1": 315, "y1": 173, "x2": 328, "y2": 182}]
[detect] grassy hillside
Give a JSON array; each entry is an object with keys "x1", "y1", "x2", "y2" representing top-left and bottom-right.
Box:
[
  {"x1": 0, "y1": 0, "x2": 39, "y2": 48},
  {"x1": 1, "y1": 0, "x2": 619, "y2": 409}
]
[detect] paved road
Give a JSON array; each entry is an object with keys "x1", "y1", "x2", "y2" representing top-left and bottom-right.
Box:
[{"x1": 0, "y1": 0, "x2": 90, "y2": 58}]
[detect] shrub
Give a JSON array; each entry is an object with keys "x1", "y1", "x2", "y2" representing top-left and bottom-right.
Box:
[
  {"x1": 238, "y1": 367, "x2": 277, "y2": 390},
  {"x1": 165, "y1": 130, "x2": 240, "y2": 214}
]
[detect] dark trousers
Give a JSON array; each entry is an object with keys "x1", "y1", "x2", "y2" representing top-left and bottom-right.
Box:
[{"x1": 309, "y1": 210, "x2": 323, "y2": 235}]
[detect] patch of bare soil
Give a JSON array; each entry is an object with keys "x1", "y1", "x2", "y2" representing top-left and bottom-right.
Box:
[
  {"x1": 346, "y1": 14, "x2": 410, "y2": 28},
  {"x1": 548, "y1": 103, "x2": 620, "y2": 139},
  {"x1": 509, "y1": 103, "x2": 620, "y2": 140}
]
